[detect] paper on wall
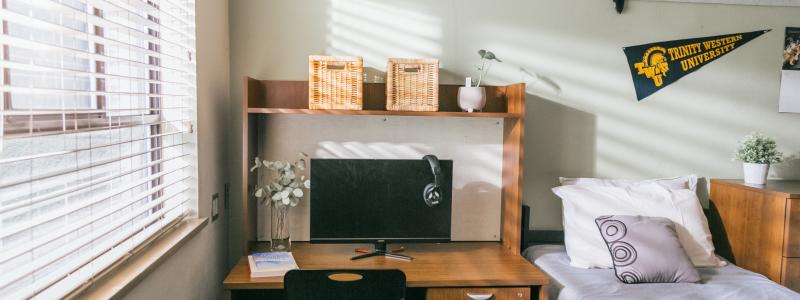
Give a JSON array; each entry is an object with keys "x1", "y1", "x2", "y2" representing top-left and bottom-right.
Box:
[{"x1": 779, "y1": 70, "x2": 800, "y2": 113}]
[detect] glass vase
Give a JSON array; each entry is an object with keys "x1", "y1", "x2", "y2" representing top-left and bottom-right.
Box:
[{"x1": 270, "y1": 205, "x2": 291, "y2": 251}]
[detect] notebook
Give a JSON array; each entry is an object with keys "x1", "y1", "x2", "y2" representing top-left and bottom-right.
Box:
[{"x1": 248, "y1": 252, "x2": 299, "y2": 278}]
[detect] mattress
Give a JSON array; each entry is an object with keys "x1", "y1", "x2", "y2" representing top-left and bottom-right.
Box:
[{"x1": 523, "y1": 244, "x2": 800, "y2": 300}]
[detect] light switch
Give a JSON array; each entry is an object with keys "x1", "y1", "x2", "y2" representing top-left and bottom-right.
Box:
[{"x1": 212, "y1": 193, "x2": 219, "y2": 221}]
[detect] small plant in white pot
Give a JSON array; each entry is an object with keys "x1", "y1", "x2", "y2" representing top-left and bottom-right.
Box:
[
  {"x1": 458, "y1": 49, "x2": 502, "y2": 112},
  {"x1": 734, "y1": 132, "x2": 783, "y2": 185}
]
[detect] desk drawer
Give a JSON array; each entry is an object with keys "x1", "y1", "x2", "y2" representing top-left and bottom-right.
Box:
[{"x1": 426, "y1": 287, "x2": 529, "y2": 300}]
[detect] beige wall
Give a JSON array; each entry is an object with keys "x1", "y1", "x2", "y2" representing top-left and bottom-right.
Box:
[
  {"x1": 228, "y1": 0, "x2": 800, "y2": 254},
  {"x1": 121, "y1": 0, "x2": 231, "y2": 299}
]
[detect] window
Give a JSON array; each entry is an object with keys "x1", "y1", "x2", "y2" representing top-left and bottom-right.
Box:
[{"x1": 0, "y1": 0, "x2": 197, "y2": 299}]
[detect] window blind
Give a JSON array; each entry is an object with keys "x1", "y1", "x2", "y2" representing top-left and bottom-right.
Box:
[{"x1": 0, "y1": 0, "x2": 196, "y2": 299}]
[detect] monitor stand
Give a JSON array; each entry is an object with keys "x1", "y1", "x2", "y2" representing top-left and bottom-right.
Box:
[{"x1": 350, "y1": 240, "x2": 413, "y2": 261}]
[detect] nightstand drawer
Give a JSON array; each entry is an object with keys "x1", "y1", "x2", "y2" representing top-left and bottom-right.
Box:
[
  {"x1": 426, "y1": 287, "x2": 530, "y2": 300},
  {"x1": 785, "y1": 199, "x2": 800, "y2": 257},
  {"x1": 783, "y1": 257, "x2": 800, "y2": 292}
]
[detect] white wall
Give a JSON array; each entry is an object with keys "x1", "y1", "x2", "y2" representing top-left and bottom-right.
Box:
[
  {"x1": 121, "y1": 0, "x2": 231, "y2": 299},
  {"x1": 228, "y1": 0, "x2": 800, "y2": 253}
]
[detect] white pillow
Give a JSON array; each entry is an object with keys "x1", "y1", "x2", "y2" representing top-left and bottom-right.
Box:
[
  {"x1": 552, "y1": 182, "x2": 724, "y2": 269},
  {"x1": 559, "y1": 175, "x2": 698, "y2": 192}
]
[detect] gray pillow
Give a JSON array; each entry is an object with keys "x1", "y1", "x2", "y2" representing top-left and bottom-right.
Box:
[{"x1": 595, "y1": 215, "x2": 700, "y2": 284}]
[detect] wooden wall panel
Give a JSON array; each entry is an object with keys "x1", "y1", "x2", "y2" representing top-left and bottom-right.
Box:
[{"x1": 501, "y1": 83, "x2": 526, "y2": 254}]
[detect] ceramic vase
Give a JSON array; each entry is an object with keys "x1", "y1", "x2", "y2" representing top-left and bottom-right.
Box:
[
  {"x1": 743, "y1": 162, "x2": 769, "y2": 185},
  {"x1": 270, "y1": 205, "x2": 291, "y2": 251},
  {"x1": 458, "y1": 87, "x2": 486, "y2": 112}
]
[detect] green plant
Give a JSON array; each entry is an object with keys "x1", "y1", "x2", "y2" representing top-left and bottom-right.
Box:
[
  {"x1": 734, "y1": 132, "x2": 783, "y2": 164},
  {"x1": 250, "y1": 152, "x2": 311, "y2": 208},
  {"x1": 474, "y1": 49, "x2": 502, "y2": 87}
]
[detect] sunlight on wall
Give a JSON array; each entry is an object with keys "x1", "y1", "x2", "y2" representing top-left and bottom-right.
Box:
[{"x1": 326, "y1": 0, "x2": 443, "y2": 71}]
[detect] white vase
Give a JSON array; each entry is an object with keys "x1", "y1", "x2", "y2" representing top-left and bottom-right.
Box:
[
  {"x1": 743, "y1": 163, "x2": 770, "y2": 185},
  {"x1": 458, "y1": 87, "x2": 486, "y2": 112}
]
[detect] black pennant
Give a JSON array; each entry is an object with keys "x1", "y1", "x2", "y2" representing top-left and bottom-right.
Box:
[{"x1": 624, "y1": 30, "x2": 770, "y2": 101}]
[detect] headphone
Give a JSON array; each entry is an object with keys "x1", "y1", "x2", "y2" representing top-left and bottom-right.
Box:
[{"x1": 422, "y1": 155, "x2": 443, "y2": 208}]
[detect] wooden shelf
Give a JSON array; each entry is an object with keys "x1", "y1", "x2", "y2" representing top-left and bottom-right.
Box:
[
  {"x1": 247, "y1": 107, "x2": 520, "y2": 119},
  {"x1": 243, "y1": 79, "x2": 518, "y2": 115},
  {"x1": 240, "y1": 78, "x2": 527, "y2": 257}
]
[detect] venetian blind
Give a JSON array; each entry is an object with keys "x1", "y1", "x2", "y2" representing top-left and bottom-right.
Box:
[{"x1": 0, "y1": 0, "x2": 196, "y2": 298}]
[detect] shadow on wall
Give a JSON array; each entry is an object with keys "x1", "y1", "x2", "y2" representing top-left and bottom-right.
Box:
[
  {"x1": 774, "y1": 154, "x2": 800, "y2": 179},
  {"x1": 524, "y1": 93, "x2": 597, "y2": 229}
]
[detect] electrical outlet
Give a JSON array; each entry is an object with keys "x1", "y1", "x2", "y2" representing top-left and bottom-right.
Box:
[{"x1": 212, "y1": 193, "x2": 219, "y2": 221}]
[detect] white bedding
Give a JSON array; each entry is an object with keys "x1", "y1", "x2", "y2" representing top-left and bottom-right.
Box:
[{"x1": 523, "y1": 244, "x2": 800, "y2": 300}]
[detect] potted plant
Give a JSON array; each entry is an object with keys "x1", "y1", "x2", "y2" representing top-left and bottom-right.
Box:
[
  {"x1": 250, "y1": 152, "x2": 311, "y2": 251},
  {"x1": 734, "y1": 132, "x2": 783, "y2": 185},
  {"x1": 458, "y1": 49, "x2": 502, "y2": 112}
]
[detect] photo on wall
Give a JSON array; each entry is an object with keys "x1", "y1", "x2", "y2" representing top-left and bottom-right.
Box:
[
  {"x1": 783, "y1": 27, "x2": 800, "y2": 70},
  {"x1": 779, "y1": 27, "x2": 800, "y2": 113}
]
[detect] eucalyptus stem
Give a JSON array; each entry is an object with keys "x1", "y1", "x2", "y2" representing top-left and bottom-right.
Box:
[
  {"x1": 272, "y1": 205, "x2": 289, "y2": 240},
  {"x1": 476, "y1": 58, "x2": 487, "y2": 87},
  {"x1": 474, "y1": 49, "x2": 501, "y2": 88}
]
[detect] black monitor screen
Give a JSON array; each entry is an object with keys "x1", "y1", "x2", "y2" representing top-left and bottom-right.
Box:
[{"x1": 310, "y1": 159, "x2": 452, "y2": 243}]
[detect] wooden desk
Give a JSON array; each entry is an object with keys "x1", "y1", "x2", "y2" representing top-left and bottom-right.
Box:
[{"x1": 223, "y1": 242, "x2": 550, "y2": 300}]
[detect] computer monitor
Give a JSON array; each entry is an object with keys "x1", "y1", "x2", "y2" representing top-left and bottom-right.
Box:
[{"x1": 309, "y1": 158, "x2": 452, "y2": 260}]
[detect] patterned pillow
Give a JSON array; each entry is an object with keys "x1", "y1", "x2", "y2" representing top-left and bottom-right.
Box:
[{"x1": 595, "y1": 215, "x2": 701, "y2": 283}]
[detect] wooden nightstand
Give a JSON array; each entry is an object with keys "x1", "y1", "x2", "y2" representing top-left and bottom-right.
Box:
[{"x1": 710, "y1": 179, "x2": 800, "y2": 292}]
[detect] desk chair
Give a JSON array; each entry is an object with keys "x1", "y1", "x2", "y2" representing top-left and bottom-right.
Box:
[{"x1": 284, "y1": 269, "x2": 406, "y2": 300}]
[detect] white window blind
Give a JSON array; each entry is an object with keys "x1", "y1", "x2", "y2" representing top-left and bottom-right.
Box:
[{"x1": 0, "y1": 0, "x2": 196, "y2": 298}]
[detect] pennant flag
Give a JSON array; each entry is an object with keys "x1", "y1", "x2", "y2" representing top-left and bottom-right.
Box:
[{"x1": 624, "y1": 30, "x2": 770, "y2": 100}]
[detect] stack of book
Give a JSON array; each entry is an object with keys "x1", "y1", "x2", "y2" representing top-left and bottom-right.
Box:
[{"x1": 248, "y1": 252, "x2": 299, "y2": 278}]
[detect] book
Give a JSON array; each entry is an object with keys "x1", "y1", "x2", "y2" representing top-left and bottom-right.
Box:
[{"x1": 248, "y1": 251, "x2": 299, "y2": 278}]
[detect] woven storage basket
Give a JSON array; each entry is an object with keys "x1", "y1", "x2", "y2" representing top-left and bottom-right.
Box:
[
  {"x1": 386, "y1": 58, "x2": 439, "y2": 111},
  {"x1": 308, "y1": 55, "x2": 363, "y2": 110}
]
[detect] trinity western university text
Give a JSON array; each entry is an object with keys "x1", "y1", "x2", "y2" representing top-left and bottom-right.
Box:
[{"x1": 668, "y1": 34, "x2": 743, "y2": 72}]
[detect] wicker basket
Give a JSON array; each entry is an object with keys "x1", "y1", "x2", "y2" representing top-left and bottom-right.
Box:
[
  {"x1": 386, "y1": 58, "x2": 439, "y2": 111},
  {"x1": 308, "y1": 55, "x2": 363, "y2": 110}
]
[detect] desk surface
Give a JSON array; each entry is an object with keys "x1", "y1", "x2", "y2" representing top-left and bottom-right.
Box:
[{"x1": 223, "y1": 242, "x2": 549, "y2": 290}]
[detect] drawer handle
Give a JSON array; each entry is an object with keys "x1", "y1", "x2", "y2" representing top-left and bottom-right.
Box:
[{"x1": 466, "y1": 293, "x2": 495, "y2": 300}]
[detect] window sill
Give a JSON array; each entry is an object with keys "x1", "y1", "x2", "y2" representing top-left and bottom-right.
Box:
[{"x1": 66, "y1": 217, "x2": 209, "y2": 300}]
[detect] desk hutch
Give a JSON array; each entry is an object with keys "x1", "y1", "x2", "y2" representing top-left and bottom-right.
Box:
[{"x1": 225, "y1": 78, "x2": 548, "y2": 300}]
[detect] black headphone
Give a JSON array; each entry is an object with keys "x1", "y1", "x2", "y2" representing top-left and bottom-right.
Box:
[{"x1": 422, "y1": 155, "x2": 443, "y2": 208}]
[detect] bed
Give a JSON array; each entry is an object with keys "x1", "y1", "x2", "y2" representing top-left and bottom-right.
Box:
[{"x1": 519, "y1": 206, "x2": 800, "y2": 300}]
